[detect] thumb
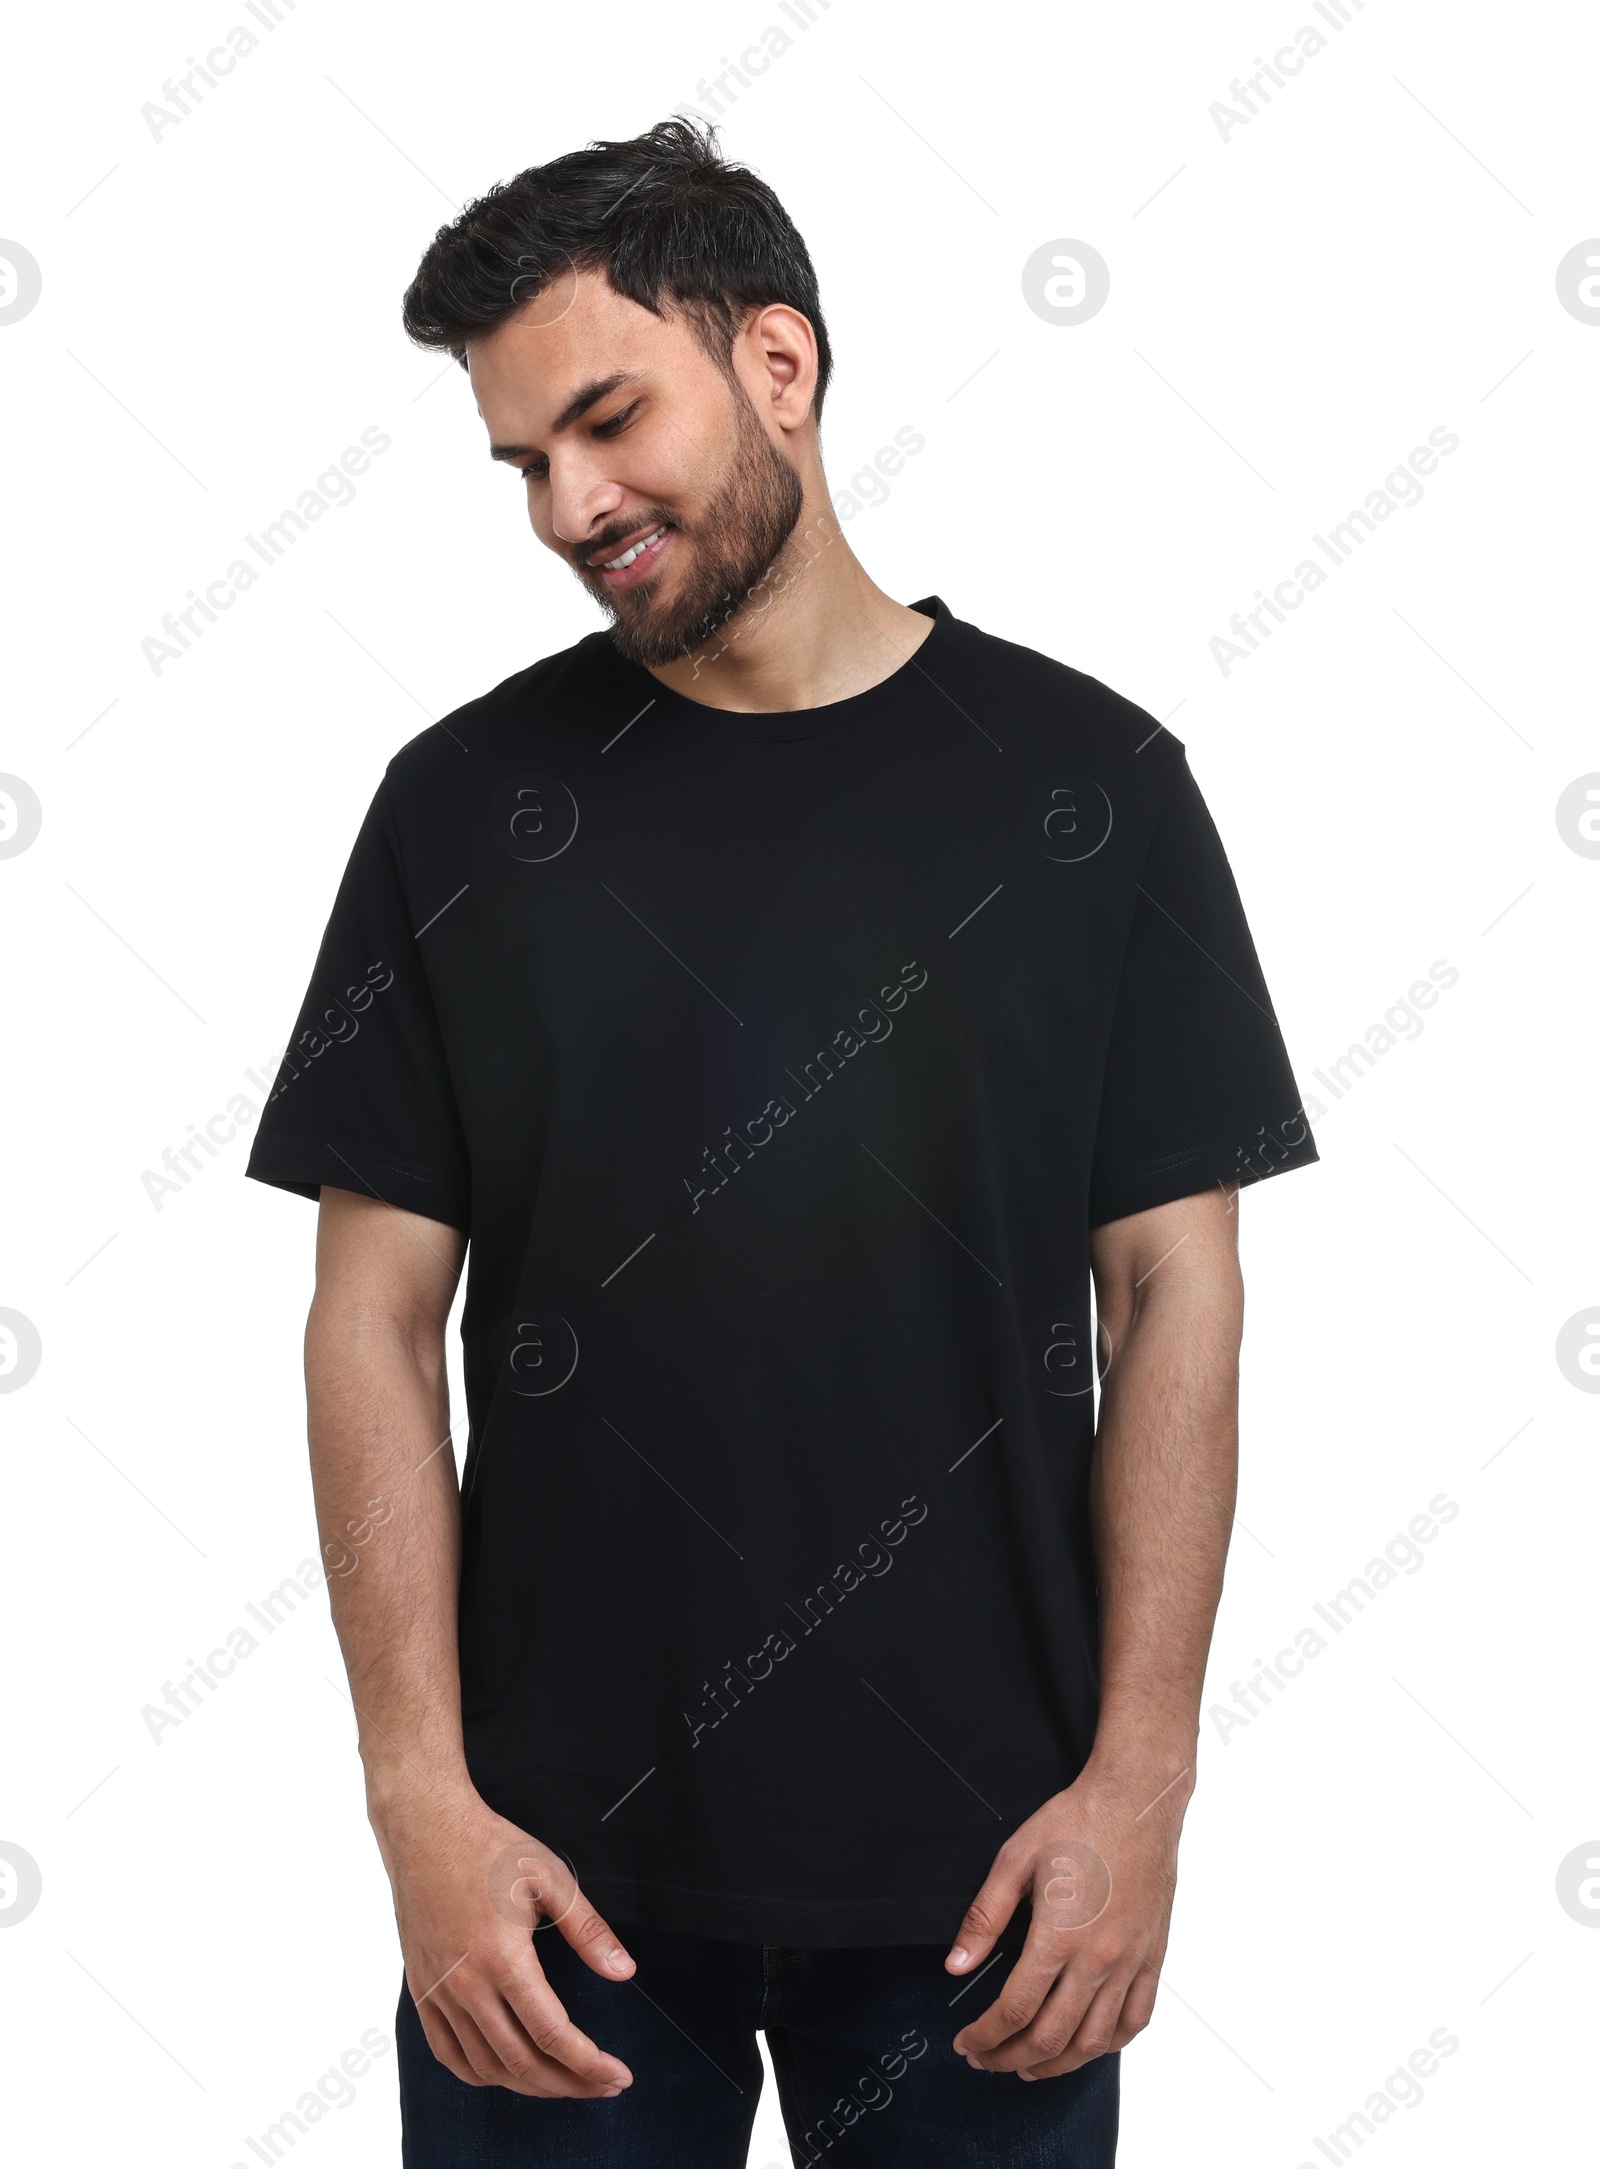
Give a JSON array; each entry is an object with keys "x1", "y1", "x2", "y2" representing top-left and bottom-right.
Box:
[
  {"x1": 488, "y1": 1836, "x2": 636, "y2": 1980},
  {"x1": 552, "y1": 1883, "x2": 637, "y2": 1981},
  {"x1": 945, "y1": 1850, "x2": 1026, "y2": 1973}
]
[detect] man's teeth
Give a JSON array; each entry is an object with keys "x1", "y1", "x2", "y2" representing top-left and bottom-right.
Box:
[{"x1": 602, "y1": 526, "x2": 667, "y2": 571}]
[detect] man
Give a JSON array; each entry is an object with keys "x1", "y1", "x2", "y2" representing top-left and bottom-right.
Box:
[{"x1": 246, "y1": 117, "x2": 1317, "y2": 2166}]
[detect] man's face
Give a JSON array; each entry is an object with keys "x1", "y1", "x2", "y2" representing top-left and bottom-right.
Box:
[{"x1": 469, "y1": 268, "x2": 805, "y2": 667}]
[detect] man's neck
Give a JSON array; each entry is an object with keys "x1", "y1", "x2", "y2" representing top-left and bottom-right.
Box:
[{"x1": 644, "y1": 514, "x2": 935, "y2": 713}]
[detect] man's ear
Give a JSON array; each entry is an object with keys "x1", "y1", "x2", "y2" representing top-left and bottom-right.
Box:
[{"x1": 743, "y1": 303, "x2": 818, "y2": 432}]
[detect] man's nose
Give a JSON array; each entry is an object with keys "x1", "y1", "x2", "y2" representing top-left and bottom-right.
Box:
[{"x1": 548, "y1": 459, "x2": 624, "y2": 550}]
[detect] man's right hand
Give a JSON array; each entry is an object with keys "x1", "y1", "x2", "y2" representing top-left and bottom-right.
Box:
[{"x1": 373, "y1": 1787, "x2": 637, "y2": 2098}]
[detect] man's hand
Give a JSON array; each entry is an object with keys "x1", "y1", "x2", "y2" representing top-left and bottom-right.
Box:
[
  {"x1": 375, "y1": 1784, "x2": 638, "y2": 2098},
  {"x1": 945, "y1": 1758, "x2": 1193, "y2": 2079}
]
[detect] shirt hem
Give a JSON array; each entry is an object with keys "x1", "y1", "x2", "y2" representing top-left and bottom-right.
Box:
[{"x1": 581, "y1": 1873, "x2": 979, "y2": 1949}]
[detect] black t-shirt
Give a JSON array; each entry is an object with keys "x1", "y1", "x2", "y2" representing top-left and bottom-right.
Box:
[{"x1": 246, "y1": 595, "x2": 1317, "y2": 1946}]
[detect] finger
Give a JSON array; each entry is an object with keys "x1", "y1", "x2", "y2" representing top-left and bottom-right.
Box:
[
  {"x1": 440, "y1": 1994, "x2": 516, "y2": 2089},
  {"x1": 952, "y1": 1917, "x2": 1081, "y2": 2058},
  {"x1": 1018, "y1": 1972, "x2": 1131, "y2": 2079},
  {"x1": 452, "y1": 1982, "x2": 615, "y2": 2099},
  {"x1": 497, "y1": 1952, "x2": 634, "y2": 2091},
  {"x1": 553, "y1": 1886, "x2": 637, "y2": 1983},
  {"x1": 944, "y1": 1849, "x2": 1027, "y2": 1976},
  {"x1": 971, "y1": 1950, "x2": 1104, "y2": 2072},
  {"x1": 515, "y1": 1848, "x2": 635, "y2": 1985},
  {"x1": 412, "y1": 1994, "x2": 487, "y2": 2088},
  {"x1": 1108, "y1": 1961, "x2": 1160, "y2": 2045}
]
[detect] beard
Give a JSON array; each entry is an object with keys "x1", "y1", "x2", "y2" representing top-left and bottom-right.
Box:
[{"x1": 580, "y1": 386, "x2": 806, "y2": 670}]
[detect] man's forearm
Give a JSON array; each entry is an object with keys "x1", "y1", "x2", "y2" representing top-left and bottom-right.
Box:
[
  {"x1": 1083, "y1": 1219, "x2": 1243, "y2": 1793},
  {"x1": 305, "y1": 1298, "x2": 472, "y2": 1815},
  {"x1": 944, "y1": 1197, "x2": 1245, "y2": 2071}
]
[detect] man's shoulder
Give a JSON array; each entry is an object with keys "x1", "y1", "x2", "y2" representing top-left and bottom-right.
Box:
[
  {"x1": 379, "y1": 627, "x2": 616, "y2": 798},
  {"x1": 940, "y1": 606, "x2": 1188, "y2": 777}
]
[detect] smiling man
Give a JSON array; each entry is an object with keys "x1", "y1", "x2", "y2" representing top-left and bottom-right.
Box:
[{"x1": 246, "y1": 118, "x2": 1318, "y2": 2168}]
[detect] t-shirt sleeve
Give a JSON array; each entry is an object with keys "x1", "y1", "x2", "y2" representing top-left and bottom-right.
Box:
[
  {"x1": 1088, "y1": 747, "x2": 1318, "y2": 1228},
  {"x1": 244, "y1": 775, "x2": 472, "y2": 1232}
]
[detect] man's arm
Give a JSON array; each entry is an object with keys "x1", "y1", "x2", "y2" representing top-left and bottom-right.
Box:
[
  {"x1": 946, "y1": 1183, "x2": 1244, "y2": 2076},
  {"x1": 305, "y1": 1186, "x2": 636, "y2": 2099}
]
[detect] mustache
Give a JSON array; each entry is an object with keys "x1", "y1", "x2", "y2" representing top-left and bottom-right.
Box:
[{"x1": 576, "y1": 512, "x2": 678, "y2": 572}]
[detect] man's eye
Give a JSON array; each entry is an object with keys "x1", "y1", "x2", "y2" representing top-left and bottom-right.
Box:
[
  {"x1": 593, "y1": 402, "x2": 639, "y2": 438},
  {"x1": 516, "y1": 461, "x2": 547, "y2": 482}
]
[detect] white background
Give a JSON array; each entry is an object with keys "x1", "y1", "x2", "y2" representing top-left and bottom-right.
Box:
[{"x1": 2, "y1": 1, "x2": 1595, "y2": 2163}]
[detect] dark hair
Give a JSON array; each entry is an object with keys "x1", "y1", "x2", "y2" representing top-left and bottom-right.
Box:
[{"x1": 402, "y1": 118, "x2": 833, "y2": 419}]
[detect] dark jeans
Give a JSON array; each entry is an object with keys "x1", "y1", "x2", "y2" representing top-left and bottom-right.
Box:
[{"x1": 397, "y1": 1920, "x2": 1119, "y2": 2166}]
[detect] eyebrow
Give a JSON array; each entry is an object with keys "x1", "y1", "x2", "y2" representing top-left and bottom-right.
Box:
[{"x1": 488, "y1": 371, "x2": 643, "y2": 462}]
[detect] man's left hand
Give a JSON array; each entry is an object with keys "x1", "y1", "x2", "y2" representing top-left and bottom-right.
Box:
[{"x1": 945, "y1": 1760, "x2": 1193, "y2": 2079}]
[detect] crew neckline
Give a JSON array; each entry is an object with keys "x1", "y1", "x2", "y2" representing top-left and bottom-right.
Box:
[{"x1": 601, "y1": 595, "x2": 954, "y2": 742}]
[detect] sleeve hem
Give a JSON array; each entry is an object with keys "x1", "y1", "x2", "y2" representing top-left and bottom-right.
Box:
[
  {"x1": 1089, "y1": 1127, "x2": 1319, "y2": 1229},
  {"x1": 244, "y1": 1136, "x2": 471, "y2": 1234}
]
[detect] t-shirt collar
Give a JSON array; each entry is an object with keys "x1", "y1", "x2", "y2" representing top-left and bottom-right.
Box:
[{"x1": 601, "y1": 595, "x2": 954, "y2": 742}]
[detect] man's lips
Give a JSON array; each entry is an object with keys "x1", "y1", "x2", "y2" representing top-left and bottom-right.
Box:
[{"x1": 584, "y1": 522, "x2": 675, "y2": 590}]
